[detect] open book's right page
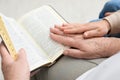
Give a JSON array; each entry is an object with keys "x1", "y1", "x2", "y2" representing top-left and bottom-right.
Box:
[{"x1": 18, "y1": 5, "x2": 67, "y2": 62}]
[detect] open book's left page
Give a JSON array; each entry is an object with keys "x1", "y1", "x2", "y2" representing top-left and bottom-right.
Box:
[
  {"x1": 18, "y1": 5, "x2": 67, "y2": 62},
  {"x1": 0, "y1": 14, "x2": 50, "y2": 71}
]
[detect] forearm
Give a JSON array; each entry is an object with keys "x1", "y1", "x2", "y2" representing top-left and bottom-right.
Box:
[
  {"x1": 104, "y1": 10, "x2": 120, "y2": 34},
  {"x1": 105, "y1": 37, "x2": 120, "y2": 56}
]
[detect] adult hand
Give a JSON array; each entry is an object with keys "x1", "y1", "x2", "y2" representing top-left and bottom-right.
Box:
[
  {"x1": 54, "y1": 20, "x2": 110, "y2": 38},
  {"x1": 105, "y1": 12, "x2": 114, "y2": 17},
  {"x1": 50, "y1": 31, "x2": 120, "y2": 59},
  {"x1": 0, "y1": 43, "x2": 30, "y2": 80}
]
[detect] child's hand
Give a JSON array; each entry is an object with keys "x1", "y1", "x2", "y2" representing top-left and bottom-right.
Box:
[{"x1": 57, "y1": 20, "x2": 110, "y2": 38}]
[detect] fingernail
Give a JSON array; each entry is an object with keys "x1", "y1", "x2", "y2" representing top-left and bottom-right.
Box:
[
  {"x1": 62, "y1": 23, "x2": 68, "y2": 26},
  {"x1": 64, "y1": 50, "x2": 69, "y2": 55},
  {"x1": 50, "y1": 33, "x2": 54, "y2": 37},
  {"x1": 50, "y1": 27, "x2": 53, "y2": 31},
  {"x1": 50, "y1": 33, "x2": 53, "y2": 35},
  {"x1": 50, "y1": 27, "x2": 52, "y2": 29},
  {"x1": 19, "y1": 48, "x2": 25, "y2": 53},
  {"x1": 84, "y1": 32, "x2": 88, "y2": 37},
  {"x1": 54, "y1": 24, "x2": 59, "y2": 27}
]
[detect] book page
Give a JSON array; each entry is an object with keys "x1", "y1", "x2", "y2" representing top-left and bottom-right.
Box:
[
  {"x1": 18, "y1": 5, "x2": 67, "y2": 62},
  {"x1": 1, "y1": 15, "x2": 50, "y2": 71}
]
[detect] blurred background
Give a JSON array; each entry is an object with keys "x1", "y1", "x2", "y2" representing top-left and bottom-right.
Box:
[{"x1": 0, "y1": 0, "x2": 108, "y2": 22}]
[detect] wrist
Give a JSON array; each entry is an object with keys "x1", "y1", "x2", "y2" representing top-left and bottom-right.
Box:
[
  {"x1": 105, "y1": 38, "x2": 120, "y2": 56},
  {"x1": 102, "y1": 19, "x2": 111, "y2": 34}
]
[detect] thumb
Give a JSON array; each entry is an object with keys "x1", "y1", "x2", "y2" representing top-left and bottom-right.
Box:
[
  {"x1": 17, "y1": 48, "x2": 27, "y2": 61},
  {"x1": 0, "y1": 43, "x2": 13, "y2": 63},
  {"x1": 105, "y1": 12, "x2": 114, "y2": 17},
  {"x1": 83, "y1": 30, "x2": 99, "y2": 38}
]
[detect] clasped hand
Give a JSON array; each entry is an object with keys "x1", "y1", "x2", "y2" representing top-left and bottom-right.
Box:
[{"x1": 50, "y1": 21, "x2": 119, "y2": 59}]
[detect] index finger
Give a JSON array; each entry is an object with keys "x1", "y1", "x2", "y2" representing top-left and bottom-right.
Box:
[
  {"x1": 0, "y1": 43, "x2": 13, "y2": 62},
  {"x1": 50, "y1": 33, "x2": 78, "y2": 48}
]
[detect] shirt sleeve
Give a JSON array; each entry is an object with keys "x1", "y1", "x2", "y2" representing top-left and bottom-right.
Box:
[{"x1": 104, "y1": 10, "x2": 120, "y2": 34}]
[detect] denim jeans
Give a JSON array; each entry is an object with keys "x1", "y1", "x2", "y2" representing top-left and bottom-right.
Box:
[
  {"x1": 99, "y1": 0, "x2": 120, "y2": 19},
  {"x1": 96, "y1": 0, "x2": 120, "y2": 37}
]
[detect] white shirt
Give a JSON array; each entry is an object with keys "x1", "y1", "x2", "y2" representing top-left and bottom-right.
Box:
[{"x1": 76, "y1": 52, "x2": 120, "y2": 80}]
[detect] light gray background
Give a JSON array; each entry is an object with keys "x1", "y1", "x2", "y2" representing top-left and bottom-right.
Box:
[{"x1": 0, "y1": 0, "x2": 107, "y2": 22}]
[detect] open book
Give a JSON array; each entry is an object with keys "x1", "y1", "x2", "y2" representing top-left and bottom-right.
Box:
[{"x1": 0, "y1": 5, "x2": 66, "y2": 71}]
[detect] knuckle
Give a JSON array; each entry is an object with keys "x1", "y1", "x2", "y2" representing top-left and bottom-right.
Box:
[{"x1": 67, "y1": 38, "x2": 75, "y2": 44}]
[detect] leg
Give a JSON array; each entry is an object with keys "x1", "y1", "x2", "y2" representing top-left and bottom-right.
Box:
[{"x1": 34, "y1": 56, "x2": 105, "y2": 80}]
